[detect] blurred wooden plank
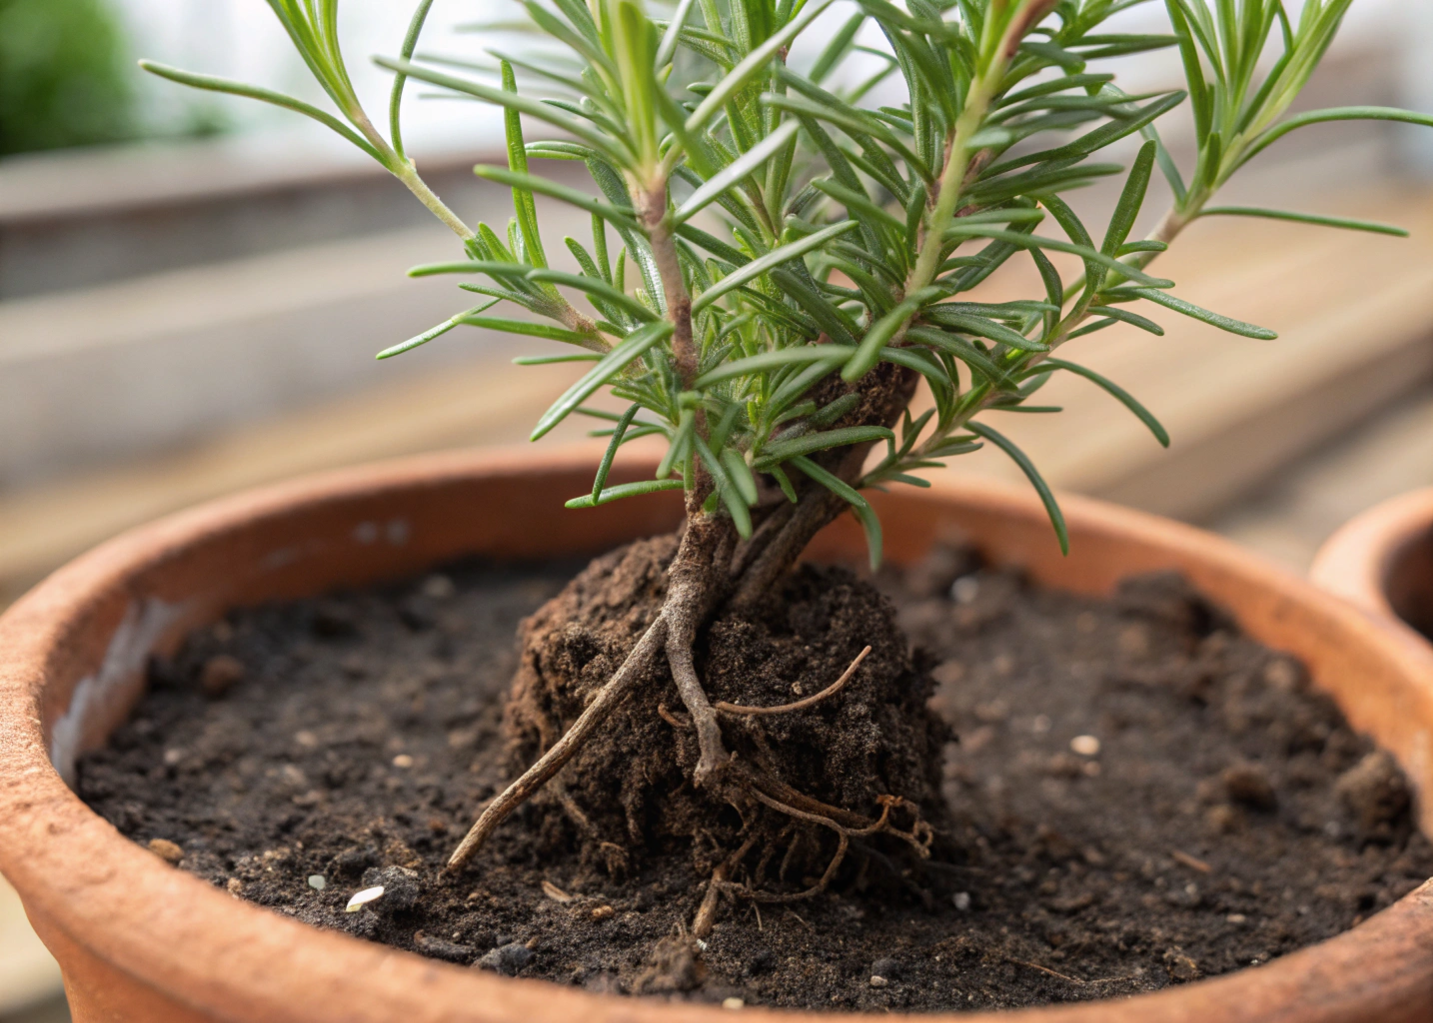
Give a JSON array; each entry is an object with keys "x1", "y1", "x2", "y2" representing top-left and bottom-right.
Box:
[
  {"x1": 0, "y1": 358, "x2": 586, "y2": 605},
  {"x1": 1213, "y1": 388, "x2": 1433, "y2": 572}
]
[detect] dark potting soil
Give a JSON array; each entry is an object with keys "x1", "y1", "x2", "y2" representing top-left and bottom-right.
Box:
[{"x1": 78, "y1": 546, "x2": 1433, "y2": 1013}]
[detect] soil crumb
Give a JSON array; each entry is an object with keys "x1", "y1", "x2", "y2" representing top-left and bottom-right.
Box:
[{"x1": 79, "y1": 547, "x2": 1433, "y2": 1012}]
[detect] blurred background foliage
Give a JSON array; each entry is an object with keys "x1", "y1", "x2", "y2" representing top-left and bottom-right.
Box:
[
  {"x1": 0, "y1": 0, "x2": 232, "y2": 157},
  {"x1": 0, "y1": 0, "x2": 136, "y2": 155}
]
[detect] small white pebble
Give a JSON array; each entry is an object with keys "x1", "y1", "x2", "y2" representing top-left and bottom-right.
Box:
[
  {"x1": 162, "y1": 748, "x2": 184, "y2": 766},
  {"x1": 695, "y1": 938, "x2": 708, "y2": 952},
  {"x1": 1226, "y1": 913, "x2": 1247, "y2": 925},
  {"x1": 1070, "y1": 734, "x2": 1101, "y2": 756},
  {"x1": 869, "y1": 975, "x2": 889, "y2": 988},
  {"x1": 392, "y1": 754, "x2": 414, "y2": 769},
  {"x1": 953, "y1": 891, "x2": 971, "y2": 911},
  {"x1": 722, "y1": 997, "x2": 745, "y2": 1011},
  {"x1": 1032, "y1": 714, "x2": 1052, "y2": 734},
  {"x1": 346, "y1": 885, "x2": 385, "y2": 913},
  {"x1": 308, "y1": 875, "x2": 326, "y2": 890},
  {"x1": 422, "y1": 574, "x2": 457, "y2": 600},
  {"x1": 951, "y1": 576, "x2": 980, "y2": 604}
]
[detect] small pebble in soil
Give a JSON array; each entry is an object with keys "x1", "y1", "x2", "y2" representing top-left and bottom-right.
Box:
[
  {"x1": 199, "y1": 654, "x2": 245, "y2": 698},
  {"x1": 722, "y1": 998, "x2": 745, "y2": 1010},
  {"x1": 1223, "y1": 762, "x2": 1278, "y2": 811},
  {"x1": 391, "y1": 754, "x2": 414, "y2": 769},
  {"x1": 1335, "y1": 751, "x2": 1410, "y2": 835},
  {"x1": 868, "y1": 976, "x2": 889, "y2": 989},
  {"x1": 871, "y1": 957, "x2": 901, "y2": 982},
  {"x1": 307, "y1": 875, "x2": 326, "y2": 890},
  {"x1": 953, "y1": 891, "x2": 972, "y2": 911},
  {"x1": 478, "y1": 943, "x2": 534, "y2": 977},
  {"x1": 147, "y1": 838, "x2": 183, "y2": 864},
  {"x1": 421, "y1": 574, "x2": 457, "y2": 600},
  {"x1": 1070, "y1": 734, "x2": 1101, "y2": 756}
]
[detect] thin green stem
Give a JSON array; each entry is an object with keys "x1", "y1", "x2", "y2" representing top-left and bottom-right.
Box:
[{"x1": 393, "y1": 162, "x2": 477, "y2": 240}]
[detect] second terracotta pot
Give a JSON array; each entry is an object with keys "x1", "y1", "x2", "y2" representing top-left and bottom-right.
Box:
[
  {"x1": 1, "y1": 448, "x2": 1432, "y2": 1023},
  {"x1": 1311, "y1": 487, "x2": 1433, "y2": 652}
]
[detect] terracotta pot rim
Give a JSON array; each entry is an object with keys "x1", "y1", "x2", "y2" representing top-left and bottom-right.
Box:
[
  {"x1": 1310, "y1": 487, "x2": 1433, "y2": 637},
  {"x1": 1, "y1": 445, "x2": 1431, "y2": 1023}
]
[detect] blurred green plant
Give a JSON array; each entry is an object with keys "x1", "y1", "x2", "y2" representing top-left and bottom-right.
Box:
[
  {"x1": 143, "y1": 0, "x2": 1433, "y2": 883},
  {"x1": 0, "y1": 0, "x2": 135, "y2": 156}
]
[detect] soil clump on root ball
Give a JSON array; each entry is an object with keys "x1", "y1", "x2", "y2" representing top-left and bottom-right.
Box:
[{"x1": 506, "y1": 535, "x2": 945, "y2": 893}]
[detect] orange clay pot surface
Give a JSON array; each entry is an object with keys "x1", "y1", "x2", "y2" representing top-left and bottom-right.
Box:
[
  {"x1": 1312, "y1": 487, "x2": 1433, "y2": 653},
  {"x1": 2, "y1": 447, "x2": 1432, "y2": 1023}
]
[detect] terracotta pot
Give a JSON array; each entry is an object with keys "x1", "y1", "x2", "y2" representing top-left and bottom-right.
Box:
[
  {"x1": 1311, "y1": 487, "x2": 1433, "y2": 652},
  {"x1": 2, "y1": 447, "x2": 1432, "y2": 1023}
]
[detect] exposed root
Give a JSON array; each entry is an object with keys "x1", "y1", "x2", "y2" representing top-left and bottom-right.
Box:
[
  {"x1": 692, "y1": 836, "x2": 757, "y2": 938},
  {"x1": 667, "y1": 619, "x2": 727, "y2": 786},
  {"x1": 446, "y1": 613, "x2": 670, "y2": 871},
  {"x1": 692, "y1": 785, "x2": 933, "y2": 933},
  {"x1": 716, "y1": 646, "x2": 871, "y2": 717},
  {"x1": 656, "y1": 702, "x2": 690, "y2": 729}
]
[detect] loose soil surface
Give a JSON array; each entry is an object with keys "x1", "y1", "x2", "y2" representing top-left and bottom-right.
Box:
[{"x1": 79, "y1": 544, "x2": 1433, "y2": 1012}]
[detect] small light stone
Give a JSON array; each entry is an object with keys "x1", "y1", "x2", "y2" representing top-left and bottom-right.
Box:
[
  {"x1": 147, "y1": 838, "x2": 183, "y2": 864},
  {"x1": 200, "y1": 654, "x2": 246, "y2": 697},
  {"x1": 590, "y1": 904, "x2": 614, "y2": 920},
  {"x1": 950, "y1": 576, "x2": 980, "y2": 604},
  {"x1": 346, "y1": 885, "x2": 386, "y2": 912},
  {"x1": 1070, "y1": 735, "x2": 1101, "y2": 757},
  {"x1": 722, "y1": 998, "x2": 745, "y2": 1010},
  {"x1": 477, "y1": 942, "x2": 533, "y2": 976},
  {"x1": 392, "y1": 754, "x2": 414, "y2": 769},
  {"x1": 308, "y1": 875, "x2": 327, "y2": 890},
  {"x1": 225, "y1": 878, "x2": 243, "y2": 895},
  {"x1": 294, "y1": 730, "x2": 318, "y2": 748},
  {"x1": 952, "y1": 891, "x2": 971, "y2": 911},
  {"x1": 869, "y1": 975, "x2": 889, "y2": 988},
  {"x1": 1226, "y1": 913, "x2": 1247, "y2": 925},
  {"x1": 162, "y1": 748, "x2": 184, "y2": 767},
  {"x1": 421, "y1": 574, "x2": 457, "y2": 600}
]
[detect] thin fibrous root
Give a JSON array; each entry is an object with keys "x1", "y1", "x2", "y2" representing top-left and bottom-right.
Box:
[
  {"x1": 445, "y1": 613, "x2": 670, "y2": 872},
  {"x1": 692, "y1": 836, "x2": 757, "y2": 938},
  {"x1": 716, "y1": 646, "x2": 871, "y2": 717},
  {"x1": 718, "y1": 833, "x2": 850, "y2": 906},
  {"x1": 703, "y1": 788, "x2": 922, "y2": 920}
]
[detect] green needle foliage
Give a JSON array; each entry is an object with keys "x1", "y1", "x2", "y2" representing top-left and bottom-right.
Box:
[{"x1": 144, "y1": 0, "x2": 1432, "y2": 563}]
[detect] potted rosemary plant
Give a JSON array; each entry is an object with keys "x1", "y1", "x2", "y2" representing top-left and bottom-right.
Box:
[{"x1": 2, "y1": 1, "x2": 1433, "y2": 1020}]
